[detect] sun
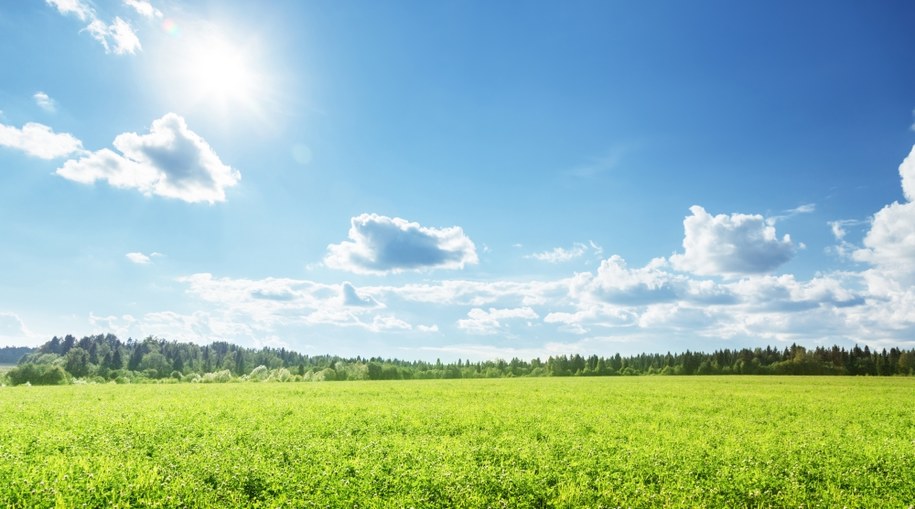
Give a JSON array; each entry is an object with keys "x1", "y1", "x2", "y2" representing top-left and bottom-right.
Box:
[
  {"x1": 157, "y1": 28, "x2": 272, "y2": 121},
  {"x1": 147, "y1": 21, "x2": 279, "y2": 125},
  {"x1": 185, "y1": 35, "x2": 259, "y2": 106}
]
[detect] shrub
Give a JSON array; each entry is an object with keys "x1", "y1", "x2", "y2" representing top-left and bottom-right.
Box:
[
  {"x1": 249, "y1": 365, "x2": 269, "y2": 382},
  {"x1": 7, "y1": 363, "x2": 70, "y2": 386}
]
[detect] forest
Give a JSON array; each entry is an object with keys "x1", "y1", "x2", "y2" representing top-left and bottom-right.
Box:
[{"x1": 1, "y1": 334, "x2": 914, "y2": 385}]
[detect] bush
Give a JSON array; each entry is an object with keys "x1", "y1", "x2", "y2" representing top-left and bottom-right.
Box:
[
  {"x1": 201, "y1": 370, "x2": 233, "y2": 383},
  {"x1": 249, "y1": 365, "x2": 269, "y2": 382},
  {"x1": 7, "y1": 363, "x2": 70, "y2": 386},
  {"x1": 270, "y1": 368, "x2": 292, "y2": 382}
]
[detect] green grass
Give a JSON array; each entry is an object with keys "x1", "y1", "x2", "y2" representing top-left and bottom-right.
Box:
[{"x1": 1, "y1": 376, "x2": 913, "y2": 508}]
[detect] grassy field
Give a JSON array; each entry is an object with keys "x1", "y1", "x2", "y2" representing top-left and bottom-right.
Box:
[{"x1": 0, "y1": 377, "x2": 913, "y2": 508}]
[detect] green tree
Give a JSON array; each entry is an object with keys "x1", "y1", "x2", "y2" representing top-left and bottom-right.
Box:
[
  {"x1": 139, "y1": 351, "x2": 171, "y2": 378},
  {"x1": 65, "y1": 347, "x2": 91, "y2": 378}
]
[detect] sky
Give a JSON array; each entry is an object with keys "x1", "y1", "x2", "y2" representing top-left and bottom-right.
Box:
[{"x1": 2, "y1": 0, "x2": 915, "y2": 361}]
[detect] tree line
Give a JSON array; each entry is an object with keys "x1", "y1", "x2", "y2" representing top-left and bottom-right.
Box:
[{"x1": 1, "y1": 334, "x2": 914, "y2": 386}]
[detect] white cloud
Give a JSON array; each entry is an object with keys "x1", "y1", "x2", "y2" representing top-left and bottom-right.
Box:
[
  {"x1": 830, "y1": 221, "x2": 848, "y2": 241},
  {"x1": 899, "y1": 144, "x2": 915, "y2": 202},
  {"x1": 457, "y1": 307, "x2": 539, "y2": 335},
  {"x1": 86, "y1": 17, "x2": 141, "y2": 55},
  {"x1": 575, "y1": 256, "x2": 686, "y2": 305},
  {"x1": 126, "y1": 252, "x2": 150, "y2": 264},
  {"x1": 373, "y1": 278, "x2": 568, "y2": 307},
  {"x1": 176, "y1": 273, "x2": 429, "y2": 335},
  {"x1": 854, "y1": 203, "x2": 915, "y2": 279},
  {"x1": 72, "y1": 141, "x2": 915, "y2": 355},
  {"x1": 670, "y1": 205, "x2": 797, "y2": 276},
  {"x1": 325, "y1": 214, "x2": 478, "y2": 274},
  {"x1": 126, "y1": 251, "x2": 162, "y2": 265},
  {"x1": 123, "y1": 0, "x2": 162, "y2": 18},
  {"x1": 0, "y1": 312, "x2": 43, "y2": 346},
  {"x1": 853, "y1": 146, "x2": 915, "y2": 282},
  {"x1": 341, "y1": 282, "x2": 379, "y2": 307},
  {"x1": 47, "y1": 0, "x2": 141, "y2": 55},
  {"x1": 768, "y1": 203, "x2": 816, "y2": 224},
  {"x1": 0, "y1": 312, "x2": 28, "y2": 339},
  {"x1": 789, "y1": 203, "x2": 816, "y2": 214},
  {"x1": 46, "y1": 0, "x2": 91, "y2": 21},
  {"x1": 33, "y1": 91, "x2": 56, "y2": 113},
  {"x1": 108, "y1": 17, "x2": 141, "y2": 55},
  {"x1": 57, "y1": 113, "x2": 240, "y2": 203},
  {"x1": 527, "y1": 241, "x2": 603, "y2": 263},
  {"x1": 0, "y1": 121, "x2": 84, "y2": 159}
]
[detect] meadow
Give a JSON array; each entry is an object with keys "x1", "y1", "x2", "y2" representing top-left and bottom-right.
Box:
[{"x1": 0, "y1": 376, "x2": 913, "y2": 508}]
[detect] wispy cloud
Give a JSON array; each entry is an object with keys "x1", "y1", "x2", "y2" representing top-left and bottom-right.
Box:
[
  {"x1": 0, "y1": 312, "x2": 46, "y2": 346},
  {"x1": 86, "y1": 17, "x2": 141, "y2": 55},
  {"x1": 46, "y1": 0, "x2": 142, "y2": 55},
  {"x1": 767, "y1": 203, "x2": 816, "y2": 225},
  {"x1": 563, "y1": 145, "x2": 631, "y2": 179},
  {"x1": 457, "y1": 307, "x2": 539, "y2": 335},
  {"x1": 527, "y1": 241, "x2": 603, "y2": 263},
  {"x1": 46, "y1": 0, "x2": 91, "y2": 21},
  {"x1": 123, "y1": 0, "x2": 162, "y2": 18},
  {"x1": 57, "y1": 113, "x2": 240, "y2": 203}
]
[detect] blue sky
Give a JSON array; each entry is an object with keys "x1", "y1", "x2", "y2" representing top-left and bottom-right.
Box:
[{"x1": 2, "y1": 0, "x2": 915, "y2": 360}]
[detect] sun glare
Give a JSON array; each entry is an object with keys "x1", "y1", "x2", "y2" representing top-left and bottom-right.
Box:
[
  {"x1": 186, "y1": 36, "x2": 258, "y2": 104},
  {"x1": 159, "y1": 28, "x2": 274, "y2": 123}
]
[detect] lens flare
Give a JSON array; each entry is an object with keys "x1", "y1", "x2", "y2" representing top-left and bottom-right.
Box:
[{"x1": 161, "y1": 19, "x2": 179, "y2": 37}]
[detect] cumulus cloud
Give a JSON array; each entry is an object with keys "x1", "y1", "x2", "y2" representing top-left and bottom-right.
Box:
[
  {"x1": 0, "y1": 121, "x2": 84, "y2": 159},
  {"x1": 325, "y1": 214, "x2": 478, "y2": 274},
  {"x1": 33, "y1": 91, "x2": 56, "y2": 113},
  {"x1": 57, "y1": 113, "x2": 240, "y2": 203},
  {"x1": 123, "y1": 0, "x2": 162, "y2": 18},
  {"x1": 575, "y1": 256, "x2": 684, "y2": 305},
  {"x1": 853, "y1": 145, "x2": 915, "y2": 281},
  {"x1": 457, "y1": 307, "x2": 539, "y2": 335},
  {"x1": 899, "y1": 144, "x2": 915, "y2": 202},
  {"x1": 669, "y1": 205, "x2": 797, "y2": 276}
]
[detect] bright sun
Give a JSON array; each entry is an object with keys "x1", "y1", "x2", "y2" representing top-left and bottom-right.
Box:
[
  {"x1": 181, "y1": 34, "x2": 263, "y2": 112},
  {"x1": 190, "y1": 39, "x2": 250, "y2": 100}
]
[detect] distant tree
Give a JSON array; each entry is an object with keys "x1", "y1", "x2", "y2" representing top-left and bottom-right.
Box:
[
  {"x1": 139, "y1": 351, "x2": 171, "y2": 378},
  {"x1": 65, "y1": 347, "x2": 91, "y2": 378}
]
